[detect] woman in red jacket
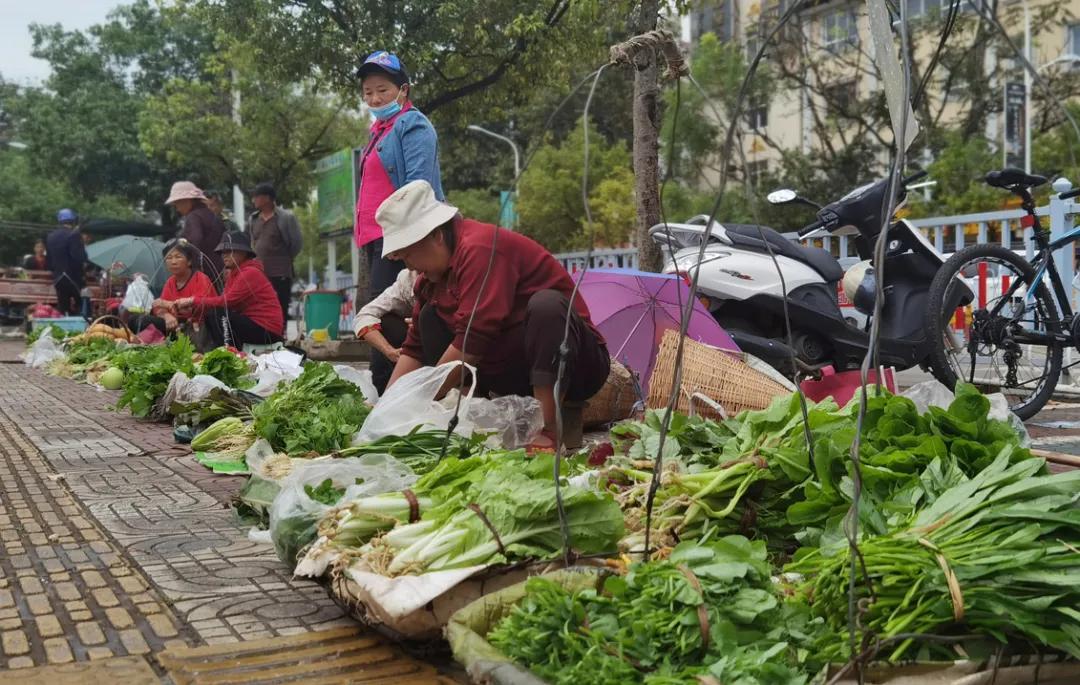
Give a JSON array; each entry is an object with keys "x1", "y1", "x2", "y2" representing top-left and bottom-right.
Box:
[
  {"x1": 134, "y1": 239, "x2": 216, "y2": 337},
  {"x1": 174, "y1": 231, "x2": 284, "y2": 348}
]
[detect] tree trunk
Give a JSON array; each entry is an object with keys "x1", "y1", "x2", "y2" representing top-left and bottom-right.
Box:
[{"x1": 632, "y1": 0, "x2": 663, "y2": 273}]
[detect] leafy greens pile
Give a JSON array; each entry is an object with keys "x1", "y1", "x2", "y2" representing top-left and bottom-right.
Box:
[
  {"x1": 489, "y1": 537, "x2": 807, "y2": 685},
  {"x1": 111, "y1": 335, "x2": 196, "y2": 417},
  {"x1": 608, "y1": 384, "x2": 1035, "y2": 553},
  {"x1": 251, "y1": 362, "x2": 371, "y2": 455},
  {"x1": 196, "y1": 348, "x2": 254, "y2": 390}
]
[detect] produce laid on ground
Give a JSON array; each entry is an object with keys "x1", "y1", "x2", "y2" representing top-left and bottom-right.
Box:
[{"x1": 24, "y1": 326, "x2": 1080, "y2": 684}]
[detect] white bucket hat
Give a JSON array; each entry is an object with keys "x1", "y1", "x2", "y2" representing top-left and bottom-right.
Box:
[
  {"x1": 377, "y1": 180, "x2": 459, "y2": 257},
  {"x1": 165, "y1": 181, "x2": 207, "y2": 205}
]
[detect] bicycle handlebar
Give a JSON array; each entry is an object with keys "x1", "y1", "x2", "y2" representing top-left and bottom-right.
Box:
[{"x1": 1060, "y1": 187, "x2": 1080, "y2": 201}]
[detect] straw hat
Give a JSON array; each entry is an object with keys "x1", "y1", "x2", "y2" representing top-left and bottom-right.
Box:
[
  {"x1": 376, "y1": 180, "x2": 459, "y2": 257},
  {"x1": 165, "y1": 181, "x2": 207, "y2": 205}
]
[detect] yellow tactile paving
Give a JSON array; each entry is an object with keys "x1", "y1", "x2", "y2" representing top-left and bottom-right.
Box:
[
  {"x1": 0, "y1": 655, "x2": 158, "y2": 684},
  {"x1": 157, "y1": 626, "x2": 463, "y2": 684}
]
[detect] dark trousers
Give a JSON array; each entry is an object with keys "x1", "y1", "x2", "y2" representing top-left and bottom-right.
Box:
[
  {"x1": 370, "y1": 313, "x2": 409, "y2": 395},
  {"x1": 204, "y1": 308, "x2": 283, "y2": 349},
  {"x1": 53, "y1": 279, "x2": 81, "y2": 316},
  {"x1": 364, "y1": 238, "x2": 405, "y2": 300},
  {"x1": 418, "y1": 289, "x2": 609, "y2": 401},
  {"x1": 268, "y1": 277, "x2": 292, "y2": 335},
  {"x1": 131, "y1": 314, "x2": 167, "y2": 335}
]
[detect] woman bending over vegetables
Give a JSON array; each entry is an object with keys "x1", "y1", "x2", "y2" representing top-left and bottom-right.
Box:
[
  {"x1": 380, "y1": 180, "x2": 610, "y2": 449},
  {"x1": 353, "y1": 268, "x2": 418, "y2": 394}
]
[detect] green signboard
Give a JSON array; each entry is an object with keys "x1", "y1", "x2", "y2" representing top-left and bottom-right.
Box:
[{"x1": 316, "y1": 148, "x2": 355, "y2": 231}]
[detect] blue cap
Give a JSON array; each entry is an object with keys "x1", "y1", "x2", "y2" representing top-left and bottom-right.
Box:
[
  {"x1": 358, "y1": 51, "x2": 409, "y2": 86},
  {"x1": 57, "y1": 208, "x2": 78, "y2": 224}
]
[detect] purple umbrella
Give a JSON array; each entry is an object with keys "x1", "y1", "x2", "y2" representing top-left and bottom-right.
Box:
[{"x1": 576, "y1": 268, "x2": 739, "y2": 389}]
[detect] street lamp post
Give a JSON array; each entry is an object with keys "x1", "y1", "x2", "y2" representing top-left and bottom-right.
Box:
[
  {"x1": 467, "y1": 124, "x2": 521, "y2": 230},
  {"x1": 467, "y1": 124, "x2": 521, "y2": 179}
]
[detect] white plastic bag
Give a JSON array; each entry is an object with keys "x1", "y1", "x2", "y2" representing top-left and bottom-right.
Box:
[
  {"x1": 160, "y1": 372, "x2": 230, "y2": 410},
  {"x1": 21, "y1": 332, "x2": 66, "y2": 368},
  {"x1": 121, "y1": 274, "x2": 154, "y2": 314},
  {"x1": 249, "y1": 349, "x2": 305, "y2": 396},
  {"x1": 354, "y1": 362, "x2": 477, "y2": 444},
  {"x1": 268, "y1": 454, "x2": 416, "y2": 569},
  {"x1": 461, "y1": 395, "x2": 544, "y2": 449},
  {"x1": 333, "y1": 364, "x2": 379, "y2": 403}
]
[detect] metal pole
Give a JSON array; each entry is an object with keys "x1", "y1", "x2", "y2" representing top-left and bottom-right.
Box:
[
  {"x1": 231, "y1": 69, "x2": 245, "y2": 228},
  {"x1": 1023, "y1": 0, "x2": 1032, "y2": 174},
  {"x1": 466, "y1": 124, "x2": 520, "y2": 179},
  {"x1": 467, "y1": 124, "x2": 521, "y2": 229}
]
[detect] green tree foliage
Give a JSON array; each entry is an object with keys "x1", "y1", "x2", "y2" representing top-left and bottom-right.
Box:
[
  {"x1": 0, "y1": 150, "x2": 135, "y2": 263},
  {"x1": 518, "y1": 121, "x2": 633, "y2": 252},
  {"x1": 447, "y1": 189, "x2": 502, "y2": 225},
  {"x1": 138, "y1": 49, "x2": 365, "y2": 207}
]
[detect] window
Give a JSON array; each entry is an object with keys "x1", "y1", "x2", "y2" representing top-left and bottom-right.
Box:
[
  {"x1": 824, "y1": 80, "x2": 858, "y2": 110},
  {"x1": 1068, "y1": 24, "x2": 1080, "y2": 67},
  {"x1": 690, "y1": 0, "x2": 736, "y2": 43},
  {"x1": 746, "y1": 97, "x2": 768, "y2": 130},
  {"x1": 821, "y1": 8, "x2": 858, "y2": 53},
  {"x1": 904, "y1": 0, "x2": 940, "y2": 19},
  {"x1": 746, "y1": 160, "x2": 769, "y2": 186}
]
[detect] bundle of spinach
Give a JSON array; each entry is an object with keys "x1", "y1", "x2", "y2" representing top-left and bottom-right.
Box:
[
  {"x1": 112, "y1": 335, "x2": 196, "y2": 417},
  {"x1": 489, "y1": 536, "x2": 808, "y2": 685},
  {"x1": 608, "y1": 385, "x2": 1033, "y2": 553},
  {"x1": 252, "y1": 362, "x2": 370, "y2": 455},
  {"x1": 196, "y1": 348, "x2": 254, "y2": 389},
  {"x1": 788, "y1": 449, "x2": 1080, "y2": 665}
]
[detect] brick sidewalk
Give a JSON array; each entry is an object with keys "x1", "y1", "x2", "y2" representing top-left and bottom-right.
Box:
[{"x1": 0, "y1": 363, "x2": 352, "y2": 673}]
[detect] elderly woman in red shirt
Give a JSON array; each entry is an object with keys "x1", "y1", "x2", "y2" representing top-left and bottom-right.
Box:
[
  {"x1": 380, "y1": 180, "x2": 610, "y2": 449},
  {"x1": 174, "y1": 231, "x2": 284, "y2": 349}
]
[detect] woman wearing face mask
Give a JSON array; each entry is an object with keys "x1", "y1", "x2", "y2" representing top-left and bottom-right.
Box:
[{"x1": 354, "y1": 50, "x2": 444, "y2": 300}]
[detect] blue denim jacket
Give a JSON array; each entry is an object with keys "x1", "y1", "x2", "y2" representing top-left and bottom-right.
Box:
[{"x1": 374, "y1": 108, "x2": 445, "y2": 201}]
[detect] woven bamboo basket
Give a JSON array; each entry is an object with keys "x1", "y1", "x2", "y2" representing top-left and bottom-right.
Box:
[
  {"x1": 646, "y1": 329, "x2": 789, "y2": 419},
  {"x1": 582, "y1": 359, "x2": 640, "y2": 428}
]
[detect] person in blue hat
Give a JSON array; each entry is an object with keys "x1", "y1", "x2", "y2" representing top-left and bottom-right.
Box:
[
  {"x1": 354, "y1": 50, "x2": 444, "y2": 299},
  {"x1": 354, "y1": 49, "x2": 445, "y2": 387},
  {"x1": 45, "y1": 209, "x2": 88, "y2": 315}
]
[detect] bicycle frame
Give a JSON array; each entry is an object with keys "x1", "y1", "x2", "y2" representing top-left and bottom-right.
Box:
[{"x1": 986, "y1": 213, "x2": 1078, "y2": 345}]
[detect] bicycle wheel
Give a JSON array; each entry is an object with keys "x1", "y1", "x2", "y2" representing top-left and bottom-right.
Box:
[{"x1": 924, "y1": 243, "x2": 1063, "y2": 420}]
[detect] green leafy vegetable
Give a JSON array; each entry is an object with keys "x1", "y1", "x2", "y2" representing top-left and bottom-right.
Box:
[
  {"x1": 252, "y1": 362, "x2": 371, "y2": 455},
  {"x1": 359, "y1": 453, "x2": 623, "y2": 576},
  {"x1": 303, "y1": 478, "x2": 347, "y2": 506},
  {"x1": 112, "y1": 335, "x2": 196, "y2": 417},
  {"x1": 489, "y1": 537, "x2": 807, "y2": 685},
  {"x1": 196, "y1": 348, "x2": 254, "y2": 389}
]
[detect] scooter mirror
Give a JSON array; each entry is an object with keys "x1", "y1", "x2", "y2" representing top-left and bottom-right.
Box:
[{"x1": 767, "y1": 189, "x2": 798, "y2": 205}]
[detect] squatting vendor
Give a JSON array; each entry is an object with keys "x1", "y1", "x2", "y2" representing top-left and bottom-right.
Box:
[{"x1": 380, "y1": 180, "x2": 611, "y2": 449}]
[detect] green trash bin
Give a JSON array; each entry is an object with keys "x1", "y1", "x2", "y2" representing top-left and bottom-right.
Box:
[{"x1": 303, "y1": 290, "x2": 344, "y2": 339}]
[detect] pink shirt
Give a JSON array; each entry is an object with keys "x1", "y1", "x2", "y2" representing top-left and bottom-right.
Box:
[{"x1": 354, "y1": 104, "x2": 412, "y2": 248}]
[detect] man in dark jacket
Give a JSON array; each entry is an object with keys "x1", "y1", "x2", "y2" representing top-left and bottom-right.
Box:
[
  {"x1": 248, "y1": 182, "x2": 302, "y2": 334},
  {"x1": 45, "y1": 209, "x2": 88, "y2": 315}
]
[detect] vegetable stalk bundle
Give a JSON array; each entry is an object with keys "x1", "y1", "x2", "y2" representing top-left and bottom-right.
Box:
[
  {"x1": 355, "y1": 454, "x2": 622, "y2": 576},
  {"x1": 788, "y1": 450, "x2": 1080, "y2": 664}
]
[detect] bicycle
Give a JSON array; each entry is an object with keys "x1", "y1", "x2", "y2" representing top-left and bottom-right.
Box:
[{"x1": 924, "y1": 167, "x2": 1080, "y2": 419}]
